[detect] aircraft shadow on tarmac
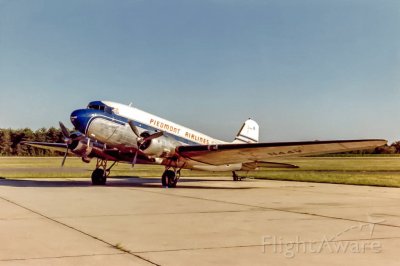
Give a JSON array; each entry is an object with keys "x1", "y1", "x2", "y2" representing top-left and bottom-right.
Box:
[{"x1": 0, "y1": 176, "x2": 253, "y2": 190}]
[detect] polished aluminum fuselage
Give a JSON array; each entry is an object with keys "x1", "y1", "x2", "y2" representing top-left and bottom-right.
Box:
[{"x1": 81, "y1": 101, "x2": 243, "y2": 172}]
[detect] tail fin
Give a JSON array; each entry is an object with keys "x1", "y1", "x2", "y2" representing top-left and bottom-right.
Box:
[{"x1": 233, "y1": 119, "x2": 259, "y2": 144}]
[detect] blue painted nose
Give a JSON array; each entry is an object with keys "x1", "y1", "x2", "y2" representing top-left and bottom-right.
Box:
[{"x1": 70, "y1": 109, "x2": 97, "y2": 134}]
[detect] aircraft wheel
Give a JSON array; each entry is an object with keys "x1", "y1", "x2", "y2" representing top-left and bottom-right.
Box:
[
  {"x1": 162, "y1": 170, "x2": 178, "y2": 188},
  {"x1": 91, "y1": 169, "x2": 107, "y2": 185}
]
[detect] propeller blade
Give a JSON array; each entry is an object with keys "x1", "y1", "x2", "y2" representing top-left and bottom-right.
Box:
[
  {"x1": 59, "y1": 122, "x2": 70, "y2": 138},
  {"x1": 128, "y1": 120, "x2": 140, "y2": 137},
  {"x1": 61, "y1": 148, "x2": 68, "y2": 167},
  {"x1": 132, "y1": 151, "x2": 138, "y2": 168},
  {"x1": 143, "y1": 131, "x2": 163, "y2": 142}
]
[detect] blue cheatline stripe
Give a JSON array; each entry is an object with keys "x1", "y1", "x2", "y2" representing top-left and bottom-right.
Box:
[{"x1": 86, "y1": 112, "x2": 201, "y2": 146}]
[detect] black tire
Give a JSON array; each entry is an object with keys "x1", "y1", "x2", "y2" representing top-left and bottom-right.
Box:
[
  {"x1": 91, "y1": 169, "x2": 107, "y2": 185},
  {"x1": 161, "y1": 173, "x2": 167, "y2": 186},
  {"x1": 161, "y1": 170, "x2": 177, "y2": 188}
]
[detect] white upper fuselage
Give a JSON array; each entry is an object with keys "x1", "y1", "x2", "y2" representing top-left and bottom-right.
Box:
[
  {"x1": 70, "y1": 101, "x2": 241, "y2": 171},
  {"x1": 103, "y1": 101, "x2": 226, "y2": 145}
]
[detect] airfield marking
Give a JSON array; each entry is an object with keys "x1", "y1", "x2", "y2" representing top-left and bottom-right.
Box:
[{"x1": 0, "y1": 195, "x2": 160, "y2": 265}]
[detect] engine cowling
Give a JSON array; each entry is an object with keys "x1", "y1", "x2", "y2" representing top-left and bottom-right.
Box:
[
  {"x1": 69, "y1": 139, "x2": 93, "y2": 159},
  {"x1": 139, "y1": 132, "x2": 179, "y2": 158}
]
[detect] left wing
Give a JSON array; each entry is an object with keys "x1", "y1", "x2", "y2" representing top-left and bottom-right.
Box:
[
  {"x1": 177, "y1": 139, "x2": 387, "y2": 165},
  {"x1": 23, "y1": 142, "x2": 70, "y2": 154}
]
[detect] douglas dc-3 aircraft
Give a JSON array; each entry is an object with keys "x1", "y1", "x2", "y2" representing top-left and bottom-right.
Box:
[{"x1": 25, "y1": 101, "x2": 386, "y2": 187}]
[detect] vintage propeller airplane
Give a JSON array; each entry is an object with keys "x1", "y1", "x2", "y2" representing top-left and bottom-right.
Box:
[{"x1": 24, "y1": 101, "x2": 386, "y2": 187}]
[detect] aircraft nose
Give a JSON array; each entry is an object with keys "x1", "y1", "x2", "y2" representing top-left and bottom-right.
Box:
[{"x1": 70, "y1": 109, "x2": 94, "y2": 134}]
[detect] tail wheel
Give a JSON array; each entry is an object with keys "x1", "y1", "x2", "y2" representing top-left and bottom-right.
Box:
[
  {"x1": 162, "y1": 170, "x2": 178, "y2": 188},
  {"x1": 91, "y1": 168, "x2": 107, "y2": 185}
]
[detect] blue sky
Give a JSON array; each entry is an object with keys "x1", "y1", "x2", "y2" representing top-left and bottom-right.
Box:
[{"x1": 0, "y1": 0, "x2": 399, "y2": 142}]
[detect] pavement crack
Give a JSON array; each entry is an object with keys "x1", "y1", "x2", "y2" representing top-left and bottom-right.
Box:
[
  {"x1": 0, "y1": 252, "x2": 124, "y2": 262},
  {"x1": 134, "y1": 236, "x2": 400, "y2": 254},
  {"x1": 128, "y1": 188, "x2": 400, "y2": 230},
  {"x1": 0, "y1": 195, "x2": 161, "y2": 266},
  {"x1": 51, "y1": 209, "x2": 265, "y2": 219}
]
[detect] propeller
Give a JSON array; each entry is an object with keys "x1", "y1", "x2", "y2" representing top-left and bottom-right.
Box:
[
  {"x1": 128, "y1": 120, "x2": 140, "y2": 138},
  {"x1": 128, "y1": 120, "x2": 164, "y2": 167},
  {"x1": 59, "y1": 121, "x2": 71, "y2": 167},
  {"x1": 141, "y1": 131, "x2": 164, "y2": 143},
  {"x1": 59, "y1": 122, "x2": 71, "y2": 140},
  {"x1": 61, "y1": 150, "x2": 68, "y2": 167},
  {"x1": 132, "y1": 149, "x2": 139, "y2": 166}
]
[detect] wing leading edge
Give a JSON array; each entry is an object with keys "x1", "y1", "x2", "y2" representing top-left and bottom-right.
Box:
[
  {"x1": 177, "y1": 139, "x2": 387, "y2": 165},
  {"x1": 23, "y1": 142, "x2": 69, "y2": 154}
]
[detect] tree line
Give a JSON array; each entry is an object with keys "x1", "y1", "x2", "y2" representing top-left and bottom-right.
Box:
[
  {"x1": 0, "y1": 127, "x2": 399, "y2": 156},
  {"x1": 0, "y1": 128, "x2": 64, "y2": 156}
]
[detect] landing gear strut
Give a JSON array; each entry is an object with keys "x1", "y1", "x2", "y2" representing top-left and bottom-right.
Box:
[
  {"x1": 91, "y1": 159, "x2": 116, "y2": 185},
  {"x1": 232, "y1": 171, "x2": 243, "y2": 181},
  {"x1": 161, "y1": 169, "x2": 180, "y2": 188}
]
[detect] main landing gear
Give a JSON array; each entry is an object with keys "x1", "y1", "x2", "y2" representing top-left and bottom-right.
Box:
[
  {"x1": 91, "y1": 159, "x2": 116, "y2": 185},
  {"x1": 161, "y1": 168, "x2": 180, "y2": 188},
  {"x1": 232, "y1": 171, "x2": 244, "y2": 181}
]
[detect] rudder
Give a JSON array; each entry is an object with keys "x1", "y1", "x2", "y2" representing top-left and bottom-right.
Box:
[{"x1": 233, "y1": 119, "x2": 259, "y2": 143}]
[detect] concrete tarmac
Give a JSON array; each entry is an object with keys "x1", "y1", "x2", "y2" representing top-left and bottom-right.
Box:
[{"x1": 0, "y1": 176, "x2": 399, "y2": 265}]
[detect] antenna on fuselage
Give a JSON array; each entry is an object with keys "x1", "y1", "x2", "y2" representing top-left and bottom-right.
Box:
[{"x1": 128, "y1": 102, "x2": 133, "y2": 107}]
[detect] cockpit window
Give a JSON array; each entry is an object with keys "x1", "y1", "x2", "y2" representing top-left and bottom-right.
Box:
[
  {"x1": 88, "y1": 104, "x2": 104, "y2": 110},
  {"x1": 87, "y1": 102, "x2": 114, "y2": 114}
]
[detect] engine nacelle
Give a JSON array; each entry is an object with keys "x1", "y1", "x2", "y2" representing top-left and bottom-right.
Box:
[
  {"x1": 82, "y1": 157, "x2": 92, "y2": 163},
  {"x1": 140, "y1": 134, "x2": 179, "y2": 158},
  {"x1": 69, "y1": 139, "x2": 93, "y2": 158}
]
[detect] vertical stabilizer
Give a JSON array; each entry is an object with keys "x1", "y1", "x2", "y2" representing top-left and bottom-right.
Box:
[{"x1": 233, "y1": 119, "x2": 259, "y2": 143}]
